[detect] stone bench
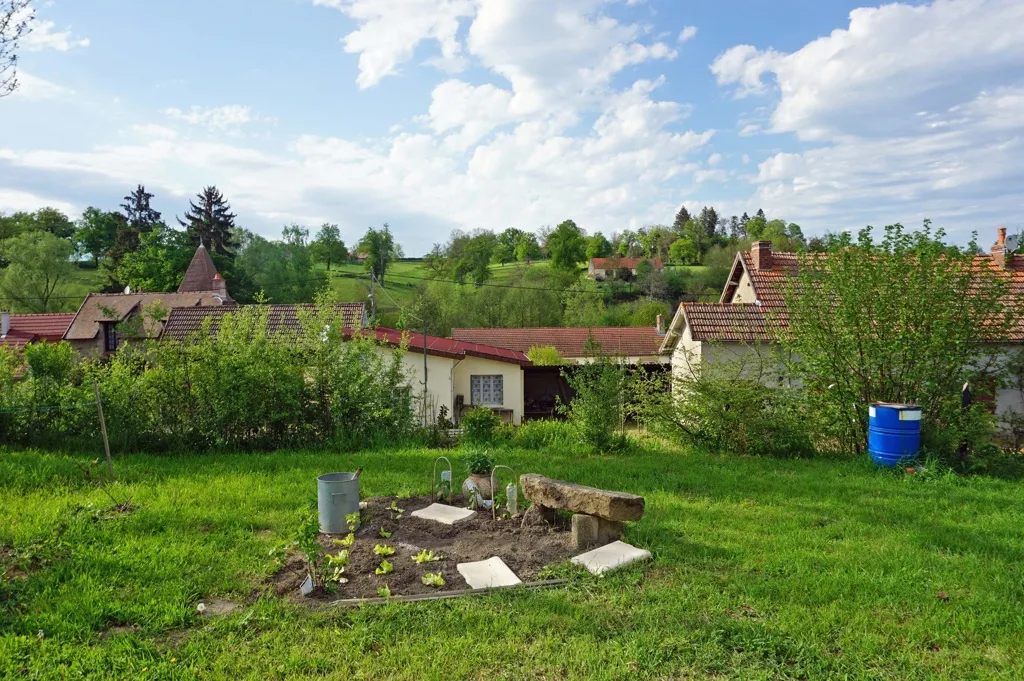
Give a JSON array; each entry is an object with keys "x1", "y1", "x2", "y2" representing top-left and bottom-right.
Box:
[{"x1": 520, "y1": 474, "x2": 645, "y2": 550}]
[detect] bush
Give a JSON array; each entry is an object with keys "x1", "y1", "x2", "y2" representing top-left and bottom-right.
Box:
[
  {"x1": 559, "y1": 354, "x2": 628, "y2": 453},
  {"x1": 461, "y1": 407, "x2": 501, "y2": 444},
  {"x1": 511, "y1": 419, "x2": 578, "y2": 451},
  {"x1": 638, "y1": 347, "x2": 815, "y2": 459},
  {"x1": 0, "y1": 300, "x2": 416, "y2": 452}
]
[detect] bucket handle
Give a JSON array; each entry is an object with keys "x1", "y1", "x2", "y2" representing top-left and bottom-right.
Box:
[{"x1": 331, "y1": 492, "x2": 349, "y2": 503}]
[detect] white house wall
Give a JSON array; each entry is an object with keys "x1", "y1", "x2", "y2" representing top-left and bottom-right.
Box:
[{"x1": 453, "y1": 356, "x2": 525, "y2": 425}]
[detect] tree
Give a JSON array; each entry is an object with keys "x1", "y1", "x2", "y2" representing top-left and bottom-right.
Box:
[
  {"x1": 0, "y1": 0, "x2": 31, "y2": 98},
  {"x1": 563, "y1": 277, "x2": 606, "y2": 327},
  {"x1": 585, "y1": 233, "x2": 612, "y2": 260},
  {"x1": 636, "y1": 260, "x2": 667, "y2": 299},
  {"x1": 358, "y1": 224, "x2": 402, "y2": 287},
  {"x1": 0, "y1": 208, "x2": 74, "y2": 240},
  {"x1": 545, "y1": 219, "x2": 586, "y2": 272},
  {"x1": 494, "y1": 228, "x2": 524, "y2": 265},
  {"x1": 74, "y1": 207, "x2": 121, "y2": 266},
  {"x1": 310, "y1": 223, "x2": 348, "y2": 271},
  {"x1": 527, "y1": 345, "x2": 565, "y2": 366},
  {"x1": 783, "y1": 223, "x2": 1019, "y2": 462},
  {"x1": 117, "y1": 224, "x2": 193, "y2": 293},
  {"x1": 729, "y1": 215, "x2": 743, "y2": 240},
  {"x1": 0, "y1": 231, "x2": 75, "y2": 312},
  {"x1": 121, "y1": 185, "x2": 162, "y2": 234},
  {"x1": 698, "y1": 206, "x2": 719, "y2": 240},
  {"x1": 668, "y1": 237, "x2": 698, "y2": 265},
  {"x1": 672, "y1": 205, "x2": 691, "y2": 234},
  {"x1": 513, "y1": 232, "x2": 541, "y2": 263},
  {"x1": 178, "y1": 186, "x2": 238, "y2": 256}
]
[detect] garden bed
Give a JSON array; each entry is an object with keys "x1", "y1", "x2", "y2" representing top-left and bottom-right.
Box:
[{"x1": 269, "y1": 494, "x2": 575, "y2": 601}]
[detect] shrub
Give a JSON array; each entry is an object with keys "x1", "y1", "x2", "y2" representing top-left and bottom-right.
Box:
[
  {"x1": 527, "y1": 345, "x2": 565, "y2": 366},
  {"x1": 638, "y1": 347, "x2": 815, "y2": 459},
  {"x1": 461, "y1": 407, "x2": 501, "y2": 444},
  {"x1": 559, "y1": 352, "x2": 627, "y2": 453}
]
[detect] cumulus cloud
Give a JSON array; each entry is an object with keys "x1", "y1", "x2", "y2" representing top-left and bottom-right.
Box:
[
  {"x1": 678, "y1": 26, "x2": 697, "y2": 43},
  {"x1": 715, "y1": 0, "x2": 1024, "y2": 239},
  {"x1": 7, "y1": 6, "x2": 90, "y2": 52}
]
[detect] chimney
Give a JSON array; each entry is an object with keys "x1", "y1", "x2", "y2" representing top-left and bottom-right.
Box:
[
  {"x1": 656, "y1": 314, "x2": 665, "y2": 335},
  {"x1": 213, "y1": 273, "x2": 228, "y2": 299},
  {"x1": 991, "y1": 226, "x2": 1008, "y2": 268},
  {"x1": 1, "y1": 311, "x2": 9, "y2": 338},
  {"x1": 751, "y1": 241, "x2": 773, "y2": 271}
]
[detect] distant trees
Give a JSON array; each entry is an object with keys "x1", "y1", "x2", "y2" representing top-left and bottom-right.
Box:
[
  {"x1": 0, "y1": 0, "x2": 31, "y2": 97},
  {"x1": 358, "y1": 224, "x2": 402, "y2": 287},
  {"x1": 0, "y1": 231, "x2": 75, "y2": 312},
  {"x1": 178, "y1": 186, "x2": 238, "y2": 257},
  {"x1": 117, "y1": 224, "x2": 193, "y2": 293},
  {"x1": 672, "y1": 206, "x2": 691, "y2": 234},
  {"x1": 585, "y1": 233, "x2": 612, "y2": 260},
  {"x1": 74, "y1": 208, "x2": 121, "y2": 266},
  {"x1": 310, "y1": 223, "x2": 348, "y2": 271},
  {"x1": 545, "y1": 219, "x2": 586, "y2": 272}
]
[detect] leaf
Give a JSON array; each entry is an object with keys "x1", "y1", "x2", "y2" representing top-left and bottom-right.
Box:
[
  {"x1": 377, "y1": 585, "x2": 391, "y2": 598},
  {"x1": 375, "y1": 560, "x2": 393, "y2": 575},
  {"x1": 379, "y1": 527, "x2": 392, "y2": 538},
  {"x1": 373, "y1": 544, "x2": 395, "y2": 556},
  {"x1": 332, "y1": 533, "x2": 355, "y2": 548},
  {"x1": 421, "y1": 572, "x2": 445, "y2": 587}
]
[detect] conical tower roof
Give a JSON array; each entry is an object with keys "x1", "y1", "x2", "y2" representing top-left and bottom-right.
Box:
[{"x1": 178, "y1": 243, "x2": 221, "y2": 294}]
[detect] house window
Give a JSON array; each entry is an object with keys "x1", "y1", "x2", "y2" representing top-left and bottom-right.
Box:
[
  {"x1": 470, "y1": 375, "x2": 503, "y2": 406},
  {"x1": 104, "y1": 323, "x2": 118, "y2": 352}
]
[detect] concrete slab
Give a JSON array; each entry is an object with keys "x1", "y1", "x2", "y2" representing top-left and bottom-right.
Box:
[
  {"x1": 410, "y1": 503, "x2": 476, "y2": 526},
  {"x1": 457, "y1": 557, "x2": 522, "y2": 589},
  {"x1": 570, "y1": 540, "x2": 652, "y2": 576}
]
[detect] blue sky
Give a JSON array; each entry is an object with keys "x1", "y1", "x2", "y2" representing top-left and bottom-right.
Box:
[{"x1": 2, "y1": 0, "x2": 1022, "y2": 254}]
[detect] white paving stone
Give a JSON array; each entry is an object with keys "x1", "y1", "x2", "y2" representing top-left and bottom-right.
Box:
[
  {"x1": 457, "y1": 557, "x2": 522, "y2": 589},
  {"x1": 410, "y1": 503, "x2": 476, "y2": 526},
  {"x1": 570, "y1": 540, "x2": 652, "y2": 576}
]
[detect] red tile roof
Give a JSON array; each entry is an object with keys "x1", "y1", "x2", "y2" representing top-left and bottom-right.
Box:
[
  {"x1": 720, "y1": 248, "x2": 1024, "y2": 341},
  {"x1": 0, "y1": 313, "x2": 75, "y2": 350},
  {"x1": 160, "y1": 304, "x2": 366, "y2": 341},
  {"x1": 364, "y1": 327, "x2": 531, "y2": 365},
  {"x1": 681, "y1": 304, "x2": 774, "y2": 342},
  {"x1": 451, "y1": 326, "x2": 664, "y2": 358},
  {"x1": 590, "y1": 257, "x2": 663, "y2": 270}
]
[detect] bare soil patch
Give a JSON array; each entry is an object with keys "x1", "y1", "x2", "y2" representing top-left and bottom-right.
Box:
[{"x1": 268, "y1": 495, "x2": 574, "y2": 601}]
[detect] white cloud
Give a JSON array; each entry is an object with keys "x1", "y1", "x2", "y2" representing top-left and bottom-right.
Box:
[
  {"x1": 0, "y1": 188, "x2": 77, "y2": 215},
  {"x1": 10, "y1": 71, "x2": 72, "y2": 100},
  {"x1": 7, "y1": 6, "x2": 90, "y2": 52},
  {"x1": 678, "y1": 26, "x2": 697, "y2": 43},
  {"x1": 715, "y1": 0, "x2": 1024, "y2": 239},
  {"x1": 164, "y1": 105, "x2": 267, "y2": 132},
  {"x1": 313, "y1": 0, "x2": 476, "y2": 88}
]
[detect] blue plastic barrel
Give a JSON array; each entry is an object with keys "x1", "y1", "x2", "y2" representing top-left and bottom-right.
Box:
[{"x1": 868, "y1": 403, "x2": 921, "y2": 466}]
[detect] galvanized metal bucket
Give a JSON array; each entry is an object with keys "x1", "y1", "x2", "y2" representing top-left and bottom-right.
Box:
[{"x1": 317, "y1": 472, "x2": 360, "y2": 534}]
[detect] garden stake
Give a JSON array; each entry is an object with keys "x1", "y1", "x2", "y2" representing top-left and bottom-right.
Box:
[
  {"x1": 431, "y1": 456, "x2": 453, "y2": 502},
  {"x1": 490, "y1": 465, "x2": 516, "y2": 521}
]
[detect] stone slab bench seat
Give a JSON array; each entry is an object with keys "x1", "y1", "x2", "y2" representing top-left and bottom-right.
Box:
[{"x1": 520, "y1": 474, "x2": 645, "y2": 550}]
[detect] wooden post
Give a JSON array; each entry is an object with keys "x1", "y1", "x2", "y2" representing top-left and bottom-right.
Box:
[{"x1": 93, "y1": 380, "x2": 114, "y2": 482}]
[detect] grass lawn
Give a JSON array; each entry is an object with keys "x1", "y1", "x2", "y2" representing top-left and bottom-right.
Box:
[{"x1": 2, "y1": 443, "x2": 1022, "y2": 680}]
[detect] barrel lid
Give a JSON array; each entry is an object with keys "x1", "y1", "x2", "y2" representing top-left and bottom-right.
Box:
[{"x1": 870, "y1": 402, "x2": 921, "y2": 410}]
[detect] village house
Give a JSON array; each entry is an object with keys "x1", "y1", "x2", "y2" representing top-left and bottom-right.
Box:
[
  {"x1": 0, "y1": 312, "x2": 75, "y2": 351},
  {"x1": 452, "y1": 324, "x2": 669, "y2": 420},
  {"x1": 587, "y1": 257, "x2": 663, "y2": 280},
  {"x1": 62, "y1": 243, "x2": 233, "y2": 356},
  {"x1": 659, "y1": 228, "x2": 1024, "y2": 416}
]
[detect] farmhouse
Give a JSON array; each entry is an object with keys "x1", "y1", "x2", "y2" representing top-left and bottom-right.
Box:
[
  {"x1": 453, "y1": 324, "x2": 669, "y2": 420},
  {"x1": 587, "y1": 257, "x2": 663, "y2": 280},
  {"x1": 62, "y1": 243, "x2": 233, "y2": 356},
  {"x1": 0, "y1": 312, "x2": 74, "y2": 351},
  {"x1": 660, "y1": 228, "x2": 1024, "y2": 415}
]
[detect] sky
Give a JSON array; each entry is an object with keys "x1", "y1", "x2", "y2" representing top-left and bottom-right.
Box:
[{"x1": 1, "y1": 0, "x2": 1022, "y2": 255}]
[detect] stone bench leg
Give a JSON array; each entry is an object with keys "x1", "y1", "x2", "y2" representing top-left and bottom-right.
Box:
[
  {"x1": 521, "y1": 504, "x2": 558, "y2": 527},
  {"x1": 571, "y1": 514, "x2": 625, "y2": 550}
]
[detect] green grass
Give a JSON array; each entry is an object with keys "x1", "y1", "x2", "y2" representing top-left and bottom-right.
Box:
[{"x1": 1, "y1": 442, "x2": 1022, "y2": 680}]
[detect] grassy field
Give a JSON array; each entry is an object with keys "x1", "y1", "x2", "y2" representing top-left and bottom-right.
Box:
[{"x1": 2, "y1": 442, "x2": 1022, "y2": 680}]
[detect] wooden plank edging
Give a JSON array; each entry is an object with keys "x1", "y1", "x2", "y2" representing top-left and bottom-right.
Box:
[{"x1": 324, "y1": 579, "x2": 569, "y2": 608}]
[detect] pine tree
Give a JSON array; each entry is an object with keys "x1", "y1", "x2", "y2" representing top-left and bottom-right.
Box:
[
  {"x1": 121, "y1": 185, "x2": 161, "y2": 233},
  {"x1": 698, "y1": 206, "x2": 719, "y2": 239},
  {"x1": 756, "y1": 208, "x2": 766, "y2": 221},
  {"x1": 178, "y1": 186, "x2": 239, "y2": 256},
  {"x1": 672, "y1": 205, "x2": 691, "y2": 234},
  {"x1": 740, "y1": 212, "x2": 750, "y2": 230}
]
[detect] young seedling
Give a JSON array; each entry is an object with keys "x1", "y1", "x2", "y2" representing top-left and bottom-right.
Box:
[
  {"x1": 373, "y1": 544, "x2": 395, "y2": 557},
  {"x1": 413, "y1": 549, "x2": 441, "y2": 564},
  {"x1": 378, "y1": 527, "x2": 392, "y2": 539},
  {"x1": 332, "y1": 533, "x2": 355, "y2": 548},
  {"x1": 377, "y1": 585, "x2": 392, "y2": 598},
  {"x1": 323, "y1": 550, "x2": 350, "y2": 584},
  {"x1": 421, "y1": 572, "x2": 445, "y2": 587},
  {"x1": 345, "y1": 512, "x2": 360, "y2": 532},
  {"x1": 375, "y1": 560, "x2": 393, "y2": 575},
  {"x1": 388, "y1": 501, "x2": 404, "y2": 520}
]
